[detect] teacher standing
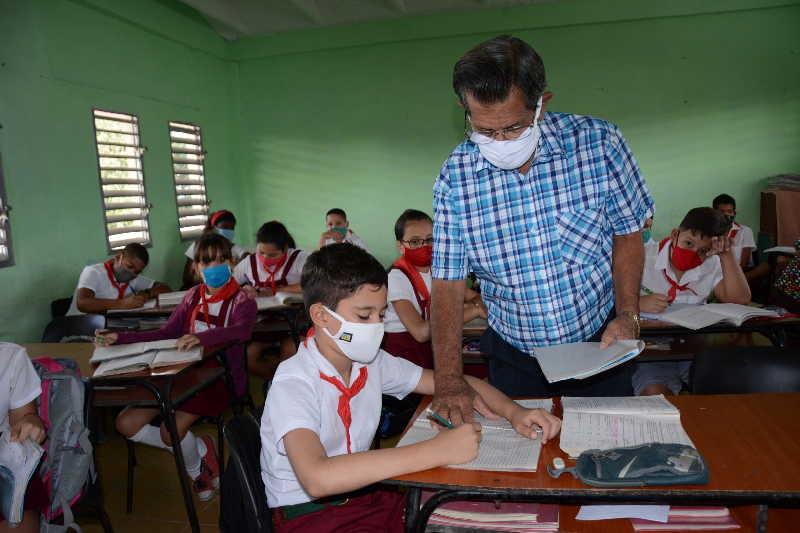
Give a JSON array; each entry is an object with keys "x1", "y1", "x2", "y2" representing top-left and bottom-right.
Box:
[{"x1": 431, "y1": 36, "x2": 654, "y2": 423}]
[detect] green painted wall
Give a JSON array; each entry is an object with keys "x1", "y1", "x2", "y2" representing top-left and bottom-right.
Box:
[
  {"x1": 232, "y1": 0, "x2": 800, "y2": 264},
  {"x1": 0, "y1": 0, "x2": 240, "y2": 341}
]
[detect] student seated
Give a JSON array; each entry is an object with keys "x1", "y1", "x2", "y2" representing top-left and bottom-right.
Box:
[
  {"x1": 182, "y1": 209, "x2": 249, "y2": 289},
  {"x1": 318, "y1": 208, "x2": 368, "y2": 250},
  {"x1": 234, "y1": 221, "x2": 308, "y2": 380},
  {"x1": 383, "y1": 209, "x2": 486, "y2": 369},
  {"x1": 67, "y1": 243, "x2": 170, "y2": 315},
  {"x1": 1, "y1": 343, "x2": 47, "y2": 533},
  {"x1": 712, "y1": 194, "x2": 756, "y2": 271},
  {"x1": 635, "y1": 207, "x2": 751, "y2": 396},
  {"x1": 96, "y1": 234, "x2": 257, "y2": 501},
  {"x1": 260, "y1": 243, "x2": 561, "y2": 531}
]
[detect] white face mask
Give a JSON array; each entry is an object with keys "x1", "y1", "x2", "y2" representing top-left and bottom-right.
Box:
[
  {"x1": 470, "y1": 96, "x2": 543, "y2": 170},
  {"x1": 321, "y1": 306, "x2": 384, "y2": 364}
]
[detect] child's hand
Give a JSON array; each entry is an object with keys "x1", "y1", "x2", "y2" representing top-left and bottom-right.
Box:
[
  {"x1": 11, "y1": 414, "x2": 46, "y2": 444},
  {"x1": 94, "y1": 329, "x2": 118, "y2": 346},
  {"x1": 432, "y1": 423, "x2": 482, "y2": 465},
  {"x1": 257, "y1": 286, "x2": 274, "y2": 297},
  {"x1": 176, "y1": 334, "x2": 201, "y2": 351},
  {"x1": 241, "y1": 285, "x2": 258, "y2": 299},
  {"x1": 121, "y1": 294, "x2": 148, "y2": 309},
  {"x1": 321, "y1": 230, "x2": 344, "y2": 243},
  {"x1": 707, "y1": 235, "x2": 732, "y2": 257},
  {"x1": 473, "y1": 297, "x2": 488, "y2": 319},
  {"x1": 509, "y1": 407, "x2": 561, "y2": 445},
  {"x1": 640, "y1": 293, "x2": 669, "y2": 313}
]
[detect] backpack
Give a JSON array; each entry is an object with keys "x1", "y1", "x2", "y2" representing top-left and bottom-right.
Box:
[{"x1": 32, "y1": 357, "x2": 95, "y2": 532}]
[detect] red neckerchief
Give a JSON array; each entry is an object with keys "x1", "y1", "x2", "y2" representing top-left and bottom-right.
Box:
[
  {"x1": 103, "y1": 260, "x2": 130, "y2": 299},
  {"x1": 729, "y1": 222, "x2": 741, "y2": 240},
  {"x1": 658, "y1": 239, "x2": 698, "y2": 303},
  {"x1": 392, "y1": 256, "x2": 430, "y2": 320},
  {"x1": 189, "y1": 278, "x2": 239, "y2": 333},
  {"x1": 319, "y1": 366, "x2": 368, "y2": 454}
]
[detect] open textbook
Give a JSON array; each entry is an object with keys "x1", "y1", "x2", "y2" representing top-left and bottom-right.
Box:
[
  {"x1": 397, "y1": 399, "x2": 553, "y2": 472},
  {"x1": 532, "y1": 340, "x2": 645, "y2": 383},
  {"x1": 157, "y1": 290, "x2": 188, "y2": 307},
  {"x1": 559, "y1": 395, "x2": 694, "y2": 458},
  {"x1": 255, "y1": 291, "x2": 304, "y2": 310},
  {"x1": 644, "y1": 303, "x2": 778, "y2": 330},
  {"x1": 91, "y1": 339, "x2": 202, "y2": 377},
  {"x1": 0, "y1": 432, "x2": 44, "y2": 526}
]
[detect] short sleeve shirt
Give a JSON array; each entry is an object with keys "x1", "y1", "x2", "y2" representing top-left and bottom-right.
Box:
[
  {"x1": 0, "y1": 343, "x2": 42, "y2": 436},
  {"x1": 66, "y1": 263, "x2": 154, "y2": 315},
  {"x1": 384, "y1": 268, "x2": 432, "y2": 333}
]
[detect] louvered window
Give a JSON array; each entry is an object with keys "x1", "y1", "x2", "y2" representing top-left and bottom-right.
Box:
[
  {"x1": 92, "y1": 109, "x2": 151, "y2": 251},
  {"x1": 0, "y1": 154, "x2": 14, "y2": 267},
  {"x1": 169, "y1": 121, "x2": 209, "y2": 240}
]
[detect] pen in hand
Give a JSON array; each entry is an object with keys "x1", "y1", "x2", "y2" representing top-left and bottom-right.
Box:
[{"x1": 425, "y1": 408, "x2": 454, "y2": 429}]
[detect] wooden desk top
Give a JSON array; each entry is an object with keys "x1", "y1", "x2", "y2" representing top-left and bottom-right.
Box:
[
  {"x1": 388, "y1": 393, "x2": 800, "y2": 503},
  {"x1": 23, "y1": 342, "x2": 94, "y2": 376}
]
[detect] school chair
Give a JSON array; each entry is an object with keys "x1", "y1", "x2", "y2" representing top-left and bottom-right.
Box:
[
  {"x1": 51, "y1": 297, "x2": 73, "y2": 318},
  {"x1": 690, "y1": 346, "x2": 800, "y2": 394},
  {"x1": 220, "y1": 413, "x2": 273, "y2": 533},
  {"x1": 41, "y1": 314, "x2": 106, "y2": 342}
]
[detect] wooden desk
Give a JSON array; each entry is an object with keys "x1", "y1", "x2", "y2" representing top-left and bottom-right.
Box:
[
  {"x1": 388, "y1": 394, "x2": 800, "y2": 532},
  {"x1": 23, "y1": 342, "x2": 94, "y2": 375},
  {"x1": 640, "y1": 316, "x2": 800, "y2": 348}
]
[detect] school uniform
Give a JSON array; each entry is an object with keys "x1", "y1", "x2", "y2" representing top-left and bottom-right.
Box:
[
  {"x1": 185, "y1": 241, "x2": 248, "y2": 262},
  {"x1": 114, "y1": 281, "x2": 257, "y2": 415},
  {"x1": 729, "y1": 222, "x2": 756, "y2": 267},
  {"x1": 383, "y1": 262, "x2": 433, "y2": 368},
  {"x1": 634, "y1": 240, "x2": 722, "y2": 395},
  {"x1": 322, "y1": 229, "x2": 369, "y2": 251},
  {"x1": 66, "y1": 261, "x2": 155, "y2": 316},
  {"x1": 260, "y1": 337, "x2": 421, "y2": 531},
  {"x1": 233, "y1": 248, "x2": 307, "y2": 292}
]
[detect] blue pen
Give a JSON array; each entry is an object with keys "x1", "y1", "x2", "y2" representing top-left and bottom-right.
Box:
[{"x1": 425, "y1": 408, "x2": 454, "y2": 429}]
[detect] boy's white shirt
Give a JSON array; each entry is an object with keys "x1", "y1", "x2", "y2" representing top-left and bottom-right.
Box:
[
  {"x1": 260, "y1": 337, "x2": 422, "y2": 507},
  {"x1": 185, "y1": 241, "x2": 248, "y2": 262},
  {"x1": 66, "y1": 262, "x2": 155, "y2": 315},
  {"x1": 641, "y1": 242, "x2": 723, "y2": 304},
  {"x1": 232, "y1": 248, "x2": 308, "y2": 286},
  {"x1": 730, "y1": 223, "x2": 756, "y2": 266},
  {"x1": 323, "y1": 229, "x2": 369, "y2": 251},
  {"x1": 0, "y1": 343, "x2": 42, "y2": 437},
  {"x1": 384, "y1": 268, "x2": 432, "y2": 333}
]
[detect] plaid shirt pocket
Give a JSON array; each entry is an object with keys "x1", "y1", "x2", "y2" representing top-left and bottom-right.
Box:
[{"x1": 556, "y1": 208, "x2": 606, "y2": 265}]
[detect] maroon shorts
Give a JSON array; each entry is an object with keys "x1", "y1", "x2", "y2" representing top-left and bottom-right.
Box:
[
  {"x1": 0, "y1": 473, "x2": 47, "y2": 522},
  {"x1": 179, "y1": 357, "x2": 231, "y2": 417},
  {"x1": 272, "y1": 489, "x2": 405, "y2": 533}
]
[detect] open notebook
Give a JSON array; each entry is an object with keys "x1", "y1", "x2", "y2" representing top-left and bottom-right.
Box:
[
  {"x1": 646, "y1": 303, "x2": 778, "y2": 330},
  {"x1": 91, "y1": 339, "x2": 201, "y2": 377},
  {"x1": 255, "y1": 291, "x2": 304, "y2": 310},
  {"x1": 157, "y1": 290, "x2": 188, "y2": 307},
  {"x1": 559, "y1": 395, "x2": 694, "y2": 458},
  {"x1": 0, "y1": 432, "x2": 44, "y2": 526},
  {"x1": 397, "y1": 399, "x2": 553, "y2": 472},
  {"x1": 106, "y1": 298, "x2": 157, "y2": 314},
  {"x1": 532, "y1": 340, "x2": 645, "y2": 383}
]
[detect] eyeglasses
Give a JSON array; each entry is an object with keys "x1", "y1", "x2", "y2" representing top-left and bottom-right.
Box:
[
  {"x1": 402, "y1": 237, "x2": 434, "y2": 249},
  {"x1": 464, "y1": 110, "x2": 536, "y2": 144}
]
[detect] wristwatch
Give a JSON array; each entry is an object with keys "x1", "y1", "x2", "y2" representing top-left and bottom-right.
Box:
[{"x1": 619, "y1": 311, "x2": 641, "y2": 338}]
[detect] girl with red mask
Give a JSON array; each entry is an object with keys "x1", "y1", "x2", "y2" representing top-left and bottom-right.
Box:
[{"x1": 233, "y1": 221, "x2": 309, "y2": 380}]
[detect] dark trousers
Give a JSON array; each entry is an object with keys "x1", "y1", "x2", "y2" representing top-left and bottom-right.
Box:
[{"x1": 480, "y1": 314, "x2": 634, "y2": 397}]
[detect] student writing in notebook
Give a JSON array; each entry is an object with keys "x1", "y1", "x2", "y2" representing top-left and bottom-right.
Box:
[
  {"x1": 261, "y1": 243, "x2": 560, "y2": 532},
  {"x1": 318, "y1": 208, "x2": 369, "y2": 250},
  {"x1": 233, "y1": 220, "x2": 308, "y2": 380},
  {"x1": 181, "y1": 209, "x2": 249, "y2": 289},
  {"x1": 635, "y1": 207, "x2": 750, "y2": 395},
  {"x1": 66, "y1": 243, "x2": 170, "y2": 315},
  {"x1": 0, "y1": 343, "x2": 47, "y2": 533},
  {"x1": 95, "y1": 233, "x2": 257, "y2": 502}
]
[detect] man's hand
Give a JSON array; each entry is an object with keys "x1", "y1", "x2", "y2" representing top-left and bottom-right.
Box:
[
  {"x1": 431, "y1": 374, "x2": 495, "y2": 426},
  {"x1": 600, "y1": 315, "x2": 637, "y2": 348}
]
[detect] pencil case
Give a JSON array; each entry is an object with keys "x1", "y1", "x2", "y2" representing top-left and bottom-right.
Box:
[{"x1": 547, "y1": 442, "x2": 708, "y2": 487}]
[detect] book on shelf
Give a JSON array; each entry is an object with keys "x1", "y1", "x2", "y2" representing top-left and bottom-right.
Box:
[{"x1": 423, "y1": 490, "x2": 559, "y2": 532}]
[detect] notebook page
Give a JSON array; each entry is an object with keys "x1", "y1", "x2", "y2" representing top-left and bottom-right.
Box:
[
  {"x1": 151, "y1": 346, "x2": 202, "y2": 368},
  {"x1": 255, "y1": 295, "x2": 281, "y2": 310},
  {"x1": 106, "y1": 299, "x2": 157, "y2": 314},
  {"x1": 91, "y1": 342, "x2": 147, "y2": 363},
  {"x1": 142, "y1": 339, "x2": 179, "y2": 351},
  {"x1": 562, "y1": 395, "x2": 678, "y2": 416},
  {"x1": 533, "y1": 340, "x2": 644, "y2": 383},
  {"x1": 93, "y1": 351, "x2": 156, "y2": 377},
  {"x1": 157, "y1": 290, "x2": 188, "y2": 307},
  {"x1": 703, "y1": 303, "x2": 777, "y2": 323},
  {"x1": 476, "y1": 399, "x2": 554, "y2": 430},
  {"x1": 657, "y1": 306, "x2": 724, "y2": 330}
]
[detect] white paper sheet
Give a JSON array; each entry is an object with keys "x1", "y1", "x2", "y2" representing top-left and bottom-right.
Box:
[
  {"x1": 576, "y1": 505, "x2": 669, "y2": 522},
  {"x1": 561, "y1": 395, "x2": 678, "y2": 416},
  {"x1": 532, "y1": 340, "x2": 644, "y2": 383}
]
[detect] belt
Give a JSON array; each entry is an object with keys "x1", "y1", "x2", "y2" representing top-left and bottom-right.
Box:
[{"x1": 279, "y1": 497, "x2": 350, "y2": 520}]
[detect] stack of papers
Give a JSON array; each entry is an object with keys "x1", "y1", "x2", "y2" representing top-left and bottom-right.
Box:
[
  {"x1": 559, "y1": 395, "x2": 694, "y2": 458},
  {"x1": 424, "y1": 491, "x2": 559, "y2": 532},
  {"x1": 397, "y1": 399, "x2": 553, "y2": 472},
  {"x1": 157, "y1": 290, "x2": 188, "y2": 307},
  {"x1": 255, "y1": 291, "x2": 304, "y2": 310},
  {"x1": 632, "y1": 507, "x2": 739, "y2": 530},
  {"x1": 644, "y1": 303, "x2": 778, "y2": 329},
  {"x1": 91, "y1": 339, "x2": 202, "y2": 377},
  {"x1": 0, "y1": 433, "x2": 44, "y2": 526},
  {"x1": 532, "y1": 340, "x2": 645, "y2": 383}
]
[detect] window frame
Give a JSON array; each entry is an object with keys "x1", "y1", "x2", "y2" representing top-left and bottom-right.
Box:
[
  {"x1": 0, "y1": 153, "x2": 15, "y2": 268},
  {"x1": 168, "y1": 120, "x2": 210, "y2": 242}
]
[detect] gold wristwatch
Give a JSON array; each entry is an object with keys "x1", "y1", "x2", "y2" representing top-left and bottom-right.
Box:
[{"x1": 620, "y1": 311, "x2": 641, "y2": 338}]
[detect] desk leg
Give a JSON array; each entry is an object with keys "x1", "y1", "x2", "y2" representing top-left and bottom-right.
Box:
[
  {"x1": 404, "y1": 488, "x2": 421, "y2": 533},
  {"x1": 757, "y1": 504, "x2": 768, "y2": 533}
]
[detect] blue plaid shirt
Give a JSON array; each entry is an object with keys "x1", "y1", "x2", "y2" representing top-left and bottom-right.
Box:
[{"x1": 432, "y1": 111, "x2": 654, "y2": 352}]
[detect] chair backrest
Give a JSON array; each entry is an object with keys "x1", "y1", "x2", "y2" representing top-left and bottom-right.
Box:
[
  {"x1": 51, "y1": 298, "x2": 73, "y2": 318},
  {"x1": 691, "y1": 346, "x2": 800, "y2": 394},
  {"x1": 221, "y1": 414, "x2": 271, "y2": 533},
  {"x1": 41, "y1": 315, "x2": 106, "y2": 343}
]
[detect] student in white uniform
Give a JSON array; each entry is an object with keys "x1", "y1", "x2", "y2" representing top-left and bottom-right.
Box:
[
  {"x1": 635, "y1": 207, "x2": 751, "y2": 396},
  {"x1": 317, "y1": 208, "x2": 368, "y2": 250},
  {"x1": 67, "y1": 243, "x2": 170, "y2": 315},
  {"x1": 234, "y1": 221, "x2": 308, "y2": 380},
  {"x1": 260, "y1": 243, "x2": 561, "y2": 531},
  {"x1": 712, "y1": 194, "x2": 756, "y2": 270},
  {"x1": 0, "y1": 343, "x2": 46, "y2": 533},
  {"x1": 181, "y1": 209, "x2": 249, "y2": 289}
]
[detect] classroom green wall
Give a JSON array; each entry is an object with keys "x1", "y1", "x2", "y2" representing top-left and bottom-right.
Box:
[
  {"x1": 231, "y1": 0, "x2": 800, "y2": 263},
  {"x1": 0, "y1": 0, "x2": 241, "y2": 342}
]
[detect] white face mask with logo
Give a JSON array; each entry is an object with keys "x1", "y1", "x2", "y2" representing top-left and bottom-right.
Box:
[
  {"x1": 469, "y1": 96, "x2": 544, "y2": 170},
  {"x1": 322, "y1": 306, "x2": 384, "y2": 364}
]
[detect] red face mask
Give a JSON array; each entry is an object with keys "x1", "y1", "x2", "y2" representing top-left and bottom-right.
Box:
[
  {"x1": 258, "y1": 252, "x2": 287, "y2": 270},
  {"x1": 670, "y1": 242, "x2": 703, "y2": 271},
  {"x1": 403, "y1": 244, "x2": 433, "y2": 268}
]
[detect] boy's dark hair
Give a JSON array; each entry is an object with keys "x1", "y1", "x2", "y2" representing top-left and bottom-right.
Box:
[
  {"x1": 712, "y1": 194, "x2": 736, "y2": 210},
  {"x1": 256, "y1": 220, "x2": 296, "y2": 249},
  {"x1": 194, "y1": 232, "x2": 233, "y2": 264},
  {"x1": 326, "y1": 208, "x2": 347, "y2": 220},
  {"x1": 301, "y1": 243, "x2": 387, "y2": 310},
  {"x1": 394, "y1": 209, "x2": 433, "y2": 241},
  {"x1": 453, "y1": 35, "x2": 546, "y2": 111},
  {"x1": 205, "y1": 209, "x2": 236, "y2": 230},
  {"x1": 122, "y1": 243, "x2": 149, "y2": 265},
  {"x1": 678, "y1": 207, "x2": 732, "y2": 239}
]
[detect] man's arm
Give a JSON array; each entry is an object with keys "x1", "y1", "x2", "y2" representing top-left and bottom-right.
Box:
[{"x1": 600, "y1": 231, "x2": 644, "y2": 347}]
